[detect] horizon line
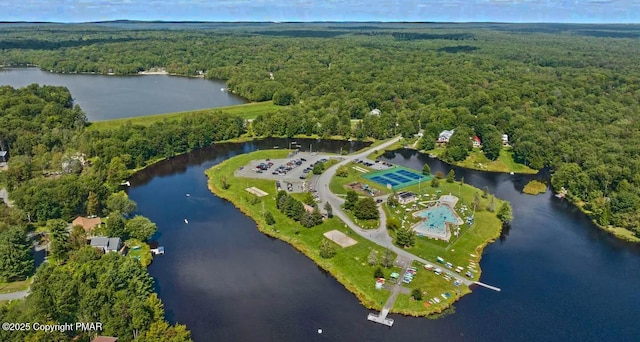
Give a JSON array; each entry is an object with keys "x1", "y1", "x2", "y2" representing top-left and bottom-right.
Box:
[{"x1": 1, "y1": 20, "x2": 639, "y2": 25}]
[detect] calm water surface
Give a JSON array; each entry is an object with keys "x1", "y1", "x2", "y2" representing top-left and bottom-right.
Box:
[
  {"x1": 128, "y1": 142, "x2": 640, "y2": 342},
  {"x1": 0, "y1": 68, "x2": 246, "y2": 121}
]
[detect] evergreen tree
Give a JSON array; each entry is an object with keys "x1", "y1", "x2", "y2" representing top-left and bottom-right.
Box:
[
  {"x1": 344, "y1": 190, "x2": 358, "y2": 211},
  {"x1": 69, "y1": 225, "x2": 87, "y2": 250},
  {"x1": 422, "y1": 163, "x2": 431, "y2": 175},
  {"x1": 411, "y1": 288, "x2": 423, "y2": 301},
  {"x1": 324, "y1": 202, "x2": 333, "y2": 218},
  {"x1": 374, "y1": 267, "x2": 384, "y2": 279},
  {"x1": 446, "y1": 169, "x2": 455, "y2": 183},
  {"x1": 86, "y1": 191, "x2": 100, "y2": 216},
  {"x1": 497, "y1": 203, "x2": 513, "y2": 225},
  {"x1": 431, "y1": 177, "x2": 440, "y2": 188},
  {"x1": 0, "y1": 227, "x2": 34, "y2": 281},
  {"x1": 264, "y1": 211, "x2": 276, "y2": 225},
  {"x1": 47, "y1": 219, "x2": 70, "y2": 262},
  {"x1": 472, "y1": 192, "x2": 481, "y2": 210}
]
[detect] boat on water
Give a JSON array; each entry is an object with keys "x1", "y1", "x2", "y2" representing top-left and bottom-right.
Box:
[
  {"x1": 184, "y1": 218, "x2": 189, "y2": 224},
  {"x1": 186, "y1": 193, "x2": 190, "y2": 197}
]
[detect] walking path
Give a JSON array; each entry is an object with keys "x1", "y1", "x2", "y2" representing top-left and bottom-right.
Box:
[
  {"x1": 0, "y1": 289, "x2": 29, "y2": 301},
  {"x1": 313, "y1": 137, "x2": 500, "y2": 325}
]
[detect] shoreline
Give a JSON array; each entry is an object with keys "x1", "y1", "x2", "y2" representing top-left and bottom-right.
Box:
[
  {"x1": 206, "y1": 177, "x2": 463, "y2": 317},
  {"x1": 125, "y1": 132, "x2": 640, "y2": 245},
  {"x1": 203, "y1": 148, "x2": 504, "y2": 317},
  {"x1": 561, "y1": 194, "x2": 640, "y2": 243}
]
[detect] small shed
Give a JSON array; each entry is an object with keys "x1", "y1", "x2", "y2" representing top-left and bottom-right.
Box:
[
  {"x1": 0, "y1": 150, "x2": 8, "y2": 163},
  {"x1": 397, "y1": 191, "x2": 417, "y2": 205}
]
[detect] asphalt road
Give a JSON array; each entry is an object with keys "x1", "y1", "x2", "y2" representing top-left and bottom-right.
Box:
[{"x1": 314, "y1": 137, "x2": 476, "y2": 286}]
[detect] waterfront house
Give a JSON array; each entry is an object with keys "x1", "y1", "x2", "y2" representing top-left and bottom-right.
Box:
[
  {"x1": 437, "y1": 130, "x2": 454, "y2": 143},
  {"x1": 72, "y1": 216, "x2": 102, "y2": 233},
  {"x1": 0, "y1": 150, "x2": 8, "y2": 163},
  {"x1": 398, "y1": 191, "x2": 417, "y2": 205},
  {"x1": 90, "y1": 237, "x2": 122, "y2": 253},
  {"x1": 472, "y1": 136, "x2": 482, "y2": 148}
]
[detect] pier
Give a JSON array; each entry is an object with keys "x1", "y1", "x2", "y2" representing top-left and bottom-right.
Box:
[
  {"x1": 474, "y1": 281, "x2": 501, "y2": 292},
  {"x1": 368, "y1": 308, "x2": 394, "y2": 327},
  {"x1": 367, "y1": 256, "x2": 412, "y2": 327}
]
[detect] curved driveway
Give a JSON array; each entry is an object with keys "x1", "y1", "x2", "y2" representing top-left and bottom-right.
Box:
[{"x1": 313, "y1": 137, "x2": 476, "y2": 286}]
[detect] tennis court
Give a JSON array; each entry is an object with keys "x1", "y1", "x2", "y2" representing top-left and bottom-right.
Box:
[{"x1": 362, "y1": 166, "x2": 431, "y2": 190}]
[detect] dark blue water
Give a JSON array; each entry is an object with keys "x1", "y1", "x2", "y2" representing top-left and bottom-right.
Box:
[
  {"x1": 128, "y1": 142, "x2": 640, "y2": 342},
  {"x1": 0, "y1": 68, "x2": 246, "y2": 121}
]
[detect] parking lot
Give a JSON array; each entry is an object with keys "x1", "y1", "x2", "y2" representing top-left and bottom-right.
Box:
[
  {"x1": 234, "y1": 152, "x2": 342, "y2": 193},
  {"x1": 357, "y1": 158, "x2": 394, "y2": 171}
]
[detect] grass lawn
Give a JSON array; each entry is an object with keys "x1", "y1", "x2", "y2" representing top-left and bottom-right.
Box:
[
  {"x1": 0, "y1": 278, "x2": 30, "y2": 294},
  {"x1": 206, "y1": 149, "x2": 460, "y2": 316},
  {"x1": 423, "y1": 146, "x2": 537, "y2": 174},
  {"x1": 384, "y1": 179, "x2": 505, "y2": 282},
  {"x1": 329, "y1": 162, "x2": 390, "y2": 196},
  {"x1": 523, "y1": 180, "x2": 547, "y2": 195},
  {"x1": 88, "y1": 101, "x2": 277, "y2": 131},
  {"x1": 125, "y1": 239, "x2": 152, "y2": 267}
]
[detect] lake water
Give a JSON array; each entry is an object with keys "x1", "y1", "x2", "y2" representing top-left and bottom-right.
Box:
[
  {"x1": 0, "y1": 68, "x2": 247, "y2": 121},
  {"x1": 128, "y1": 142, "x2": 640, "y2": 342}
]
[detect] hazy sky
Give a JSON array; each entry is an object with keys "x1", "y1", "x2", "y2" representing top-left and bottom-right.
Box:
[{"x1": 2, "y1": 0, "x2": 639, "y2": 23}]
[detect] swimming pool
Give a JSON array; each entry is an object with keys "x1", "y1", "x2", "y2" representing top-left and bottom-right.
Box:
[{"x1": 412, "y1": 205, "x2": 463, "y2": 241}]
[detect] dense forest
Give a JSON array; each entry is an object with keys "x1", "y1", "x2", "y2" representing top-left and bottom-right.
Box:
[
  {"x1": 0, "y1": 85, "x2": 202, "y2": 340},
  {"x1": 2, "y1": 23, "x2": 640, "y2": 236}
]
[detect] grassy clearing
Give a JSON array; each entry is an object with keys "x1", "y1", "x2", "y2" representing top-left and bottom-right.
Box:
[
  {"x1": 385, "y1": 179, "x2": 504, "y2": 282},
  {"x1": 0, "y1": 278, "x2": 30, "y2": 294},
  {"x1": 523, "y1": 180, "x2": 547, "y2": 195},
  {"x1": 125, "y1": 239, "x2": 152, "y2": 267},
  {"x1": 206, "y1": 149, "x2": 459, "y2": 316},
  {"x1": 88, "y1": 101, "x2": 277, "y2": 131},
  {"x1": 423, "y1": 147, "x2": 537, "y2": 174}
]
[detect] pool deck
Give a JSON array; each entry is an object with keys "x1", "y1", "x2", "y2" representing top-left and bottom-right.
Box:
[{"x1": 411, "y1": 203, "x2": 464, "y2": 241}]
